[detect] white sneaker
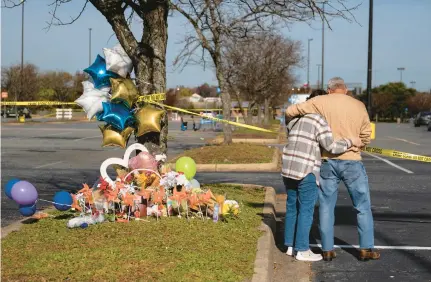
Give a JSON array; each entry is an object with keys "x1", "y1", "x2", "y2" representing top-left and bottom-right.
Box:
[
  {"x1": 286, "y1": 247, "x2": 294, "y2": 256},
  {"x1": 295, "y1": 250, "x2": 323, "y2": 262}
]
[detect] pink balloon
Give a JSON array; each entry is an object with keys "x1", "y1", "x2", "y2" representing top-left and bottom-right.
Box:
[{"x1": 128, "y1": 152, "x2": 158, "y2": 171}]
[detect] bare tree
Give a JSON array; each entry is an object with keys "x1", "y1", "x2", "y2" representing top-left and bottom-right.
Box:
[
  {"x1": 3, "y1": 0, "x2": 170, "y2": 154},
  {"x1": 1, "y1": 63, "x2": 39, "y2": 101},
  {"x1": 171, "y1": 0, "x2": 359, "y2": 143},
  {"x1": 223, "y1": 33, "x2": 301, "y2": 126}
]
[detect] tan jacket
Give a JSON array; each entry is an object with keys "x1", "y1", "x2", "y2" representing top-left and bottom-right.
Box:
[{"x1": 285, "y1": 93, "x2": 371, "y2": 160}]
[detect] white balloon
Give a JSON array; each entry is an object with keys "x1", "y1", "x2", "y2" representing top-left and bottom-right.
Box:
[
  {"x1": 75, "y1": 81, "x2": 110, "y2": 120},
  {"x1": 100, "y1": 143, "x2": 149, "y2": 187},
  {"x1": 103, "y1": 44, "x2": 133, "y2": 78},
  {"x1": 190, "y1": 179, "x2": 200, "y2": 189}
]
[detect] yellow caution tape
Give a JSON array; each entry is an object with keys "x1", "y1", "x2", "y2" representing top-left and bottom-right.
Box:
[
  {"x1": 149, "y1": 102, "x2": 277, "y2": 133},
  {"x1": 364, "y1": 146, "x2": 431, "y2": 163},
  {"x1": 0, "y1": 101, "x2": 76, "y2": 106},
  {"x1": 136, "y1": 93, "x2": 166, "y2": 103},
  {"x1": 0, "y1": 93, "x2": 166, "y2": 106}
]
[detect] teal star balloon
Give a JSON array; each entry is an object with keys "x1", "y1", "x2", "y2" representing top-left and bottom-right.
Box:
[
  {"x1": 84, "y1": 55, "x2": 119, "y2": 89},
  {"x1": 97, "y1": 102, "x2": 135, "y2": 131}
]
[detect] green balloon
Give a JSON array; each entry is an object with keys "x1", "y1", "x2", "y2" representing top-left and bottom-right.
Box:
[{"x1": 175, "y1": 157, "x2": 197, "y2": 180}]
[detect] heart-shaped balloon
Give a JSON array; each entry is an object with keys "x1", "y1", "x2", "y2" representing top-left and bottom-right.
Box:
[{"x1": 99, "y1": 143, "x2": 149, "y2": 187}]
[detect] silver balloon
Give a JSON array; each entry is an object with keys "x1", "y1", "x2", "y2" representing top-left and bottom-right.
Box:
[
  {"x1": 75, "y1": 81, "x2": 110, "y2": 120},
  {"x1": 103, "y1": 44, "x2": 133, "y2": 78}
]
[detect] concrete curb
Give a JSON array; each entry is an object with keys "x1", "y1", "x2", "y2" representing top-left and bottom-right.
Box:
[
  {"x1": 1, "y1": 207, "x2": 55, "y2": 239},
  {"x1": 169, "y1": 148, "x2": 280, "y2": 172}
]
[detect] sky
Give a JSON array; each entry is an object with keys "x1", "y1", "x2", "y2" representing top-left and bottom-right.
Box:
[{"x1": 1, "y1": 0, "x2": 431, "y2": 92}]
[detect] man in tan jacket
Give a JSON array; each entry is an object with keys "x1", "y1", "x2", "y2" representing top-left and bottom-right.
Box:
[{"x1": 285, "y1": 77, "x2": 380, "y2": 262}]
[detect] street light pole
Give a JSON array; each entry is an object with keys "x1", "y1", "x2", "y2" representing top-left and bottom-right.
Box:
[
  {"x1": 366, "y1": 0, "x2": 373, "y2": 116},
  {"x1": 18, "y1": 0, "x2": 25, "y2": 120},
  {"x1": 89, "y1": 28, "x2": 92, "y2": 65},
  {"x1": 307, "y1": 38, "x2": 313, "y2": 90},
  {"x1": 410, "y1": 81, "x2": 416, "y2": 89},
  {"x1": 397, "y1": 67, "x2": 405, "y2": 83},
  {"x1": 317, "y1": 64, "x2": 322, "y2": 89},
  {"x1": 321, "y1": 2, "x2": 325, "y2": 89}
]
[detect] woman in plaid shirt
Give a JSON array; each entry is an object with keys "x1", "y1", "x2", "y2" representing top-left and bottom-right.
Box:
[{"x1": 282, "y1": 90, "x2": 362, "y2": 261}]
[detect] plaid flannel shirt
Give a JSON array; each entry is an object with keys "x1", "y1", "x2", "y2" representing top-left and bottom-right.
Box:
[{"x1": 281, "y1": 114, "x2": 353, "y2": 185}]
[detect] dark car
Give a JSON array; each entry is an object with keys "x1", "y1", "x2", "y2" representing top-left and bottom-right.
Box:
[
  {"x1": 414, "y1": 111, "x2": 431, "y2": 127},
  {"x1": 1, "y1": 107, "x2": 32, "y2": 118},
  {"x1": 428, "y1": 120, "x2": 431, "y2": 131}
]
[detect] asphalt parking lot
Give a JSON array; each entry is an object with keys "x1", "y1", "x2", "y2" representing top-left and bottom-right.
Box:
[{"x1": 1, "y1": 119, "x2": 430, "y2": 281}]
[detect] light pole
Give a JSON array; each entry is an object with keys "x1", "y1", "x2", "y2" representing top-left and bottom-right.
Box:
[
  {"x1": 397, "y1": 67, "x2": 405, "y2": 83},
  {"x1": 317, "y1": 64, "x2": 322, "y2": 89},
  {"x1": 18, "y1": 0, "x2": 25, "y2": 120},
  {"x1": 89, "y1": 28, "x2": 92, "y2": 65},
  {"x1": 410, "y1": 81, "x2": 416, "y2": 89},
  {"x1": 321, "y1": 2, "x2": 326, "y2": 89},
  {"x1": 307, "y1": 38, "x2": 313, "y2": 90},
  {"x1": 366, "y1": 0, "x2": 373, "y2": 116}
]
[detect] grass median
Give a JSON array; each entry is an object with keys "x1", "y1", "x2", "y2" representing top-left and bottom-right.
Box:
[
  {"x1": 170, "y1": 143, "x2": 276, "y2": 164},
  {"x1": 1, "y1": 185, "x2": 265, "y2": 282}
]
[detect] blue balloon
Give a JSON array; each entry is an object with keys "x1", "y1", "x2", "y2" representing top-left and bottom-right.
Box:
[
  {"x1": 84, "y1": 55, "x2": 119, "y2": 89},
  {"x1": 97, "y1": 102, "x2": 134, "y2": 130},
  {"x1": 19, "y1": 203, "x2": 36, "y2": 217},
  {"x1": 5, "y1": 178, "x2": 20, "y2": 199},
  {"x1": 53, "y1": 191, "x2": 73, "y2": 211}
]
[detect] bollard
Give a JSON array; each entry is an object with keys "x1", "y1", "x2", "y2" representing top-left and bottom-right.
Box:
[
  {"x1": 18, "y1": 115, "x2": 25, "y2": 123},
  {"x1": 397, "y1": 118, "x2": 401, "y2": 124}
]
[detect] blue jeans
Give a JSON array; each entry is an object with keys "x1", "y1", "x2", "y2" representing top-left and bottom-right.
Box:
[
  {"x1": 319, "y1": 160, "x2": 374, "y2": 251},
  {"x1": 284, "y1": 174, "x2": 317, "y2": 251}
]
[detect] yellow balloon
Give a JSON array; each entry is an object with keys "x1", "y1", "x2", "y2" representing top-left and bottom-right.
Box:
[
  {"x1": 99, "y1": 124, "x2": 134, "y2": 148},
  {"x1": 110, "y1": 78, "x2": 139, "y2": 108},
  {"x1": 134, "y1": 106, "x2": 164, "y2": 137}
]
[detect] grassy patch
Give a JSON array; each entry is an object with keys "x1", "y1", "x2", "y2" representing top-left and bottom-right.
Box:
[
  {"x1": 1, "y1": 185, "x2": 265, "y2": 282},
  {"x1": 170, "y1": 143, "x2": 275, "y2": 164},
  {"x1": 229, "y1": 124, "x2": 279, "y2": 139}
]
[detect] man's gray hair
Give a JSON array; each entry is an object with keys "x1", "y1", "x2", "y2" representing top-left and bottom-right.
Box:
[{"x1": 327, "y1": 77, "x2": 346, "y2": 90}]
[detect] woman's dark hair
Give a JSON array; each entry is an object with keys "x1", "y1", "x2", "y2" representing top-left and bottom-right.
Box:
[{"x1": 307, "y1": 89, "x2": 328, "y2": 101}]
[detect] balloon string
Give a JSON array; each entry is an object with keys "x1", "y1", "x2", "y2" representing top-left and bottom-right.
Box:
[{"x1": 37, "y1": 199, "x2": 72, "y2": 207}]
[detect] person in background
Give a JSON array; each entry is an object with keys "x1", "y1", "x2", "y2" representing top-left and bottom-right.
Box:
[
  {"x1": 285, "y1": 77, "x2": 380, "y2": 262},
  {"x1": 282, "y1": 89, "x2": 363, "y2": 262}
]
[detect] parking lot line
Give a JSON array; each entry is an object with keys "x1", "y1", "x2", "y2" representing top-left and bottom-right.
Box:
[
  {"x1": 310, "y1": 243, "x2": 431, "y2": 250},
  {"x1": 387, "y1": 136, "x2": 421, "y2": 146},
  {"x1": 34, "y1": 161, "x2": 63, "y2": 169},
  {"x1": 363, "y1": 151, "x2": 414, "y2": 174}
]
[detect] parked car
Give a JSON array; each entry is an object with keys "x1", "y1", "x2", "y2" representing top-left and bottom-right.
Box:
[
  {"x1": 1, "y1": 107, "x2": 32, "y2": 118},
  {"x1": 413, "y1": 111, "x2": 431, "y2": 127},
  {"x1": 428, "y1": 120, "x2": 431, "y2": 131}
]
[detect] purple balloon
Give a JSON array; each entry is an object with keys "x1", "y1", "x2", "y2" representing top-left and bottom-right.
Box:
[{"x1": 11, "y1": 181, "x2": 38, "y2": 205}]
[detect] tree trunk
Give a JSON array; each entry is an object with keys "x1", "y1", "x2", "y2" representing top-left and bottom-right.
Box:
[
  {"x1": 257, "y1": 104, "x2": 263, "y2": 125},
  {"x1": 246, "y1": 101, "x2": 255, "y2": 125},
  {"x1": 91, "y1": 0, "x2": 169, "y2": 155},
  {"x1": 215, "y1": 63, "x2": 232, "y2": 144},
  {"x1": 263, "y1": 98, "x2": 271, "y2": 126},
  {"x1": 135, "y1": 0, "x2": 169, "y2": 155}
]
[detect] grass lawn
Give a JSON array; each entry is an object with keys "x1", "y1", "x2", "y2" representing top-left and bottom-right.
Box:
[
  {"x1": 1, "y1": 185, "x2": 265, "y2": 282},
  {"x1": 170, "y1": 143, "x2": 276, "y2": 164}
]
